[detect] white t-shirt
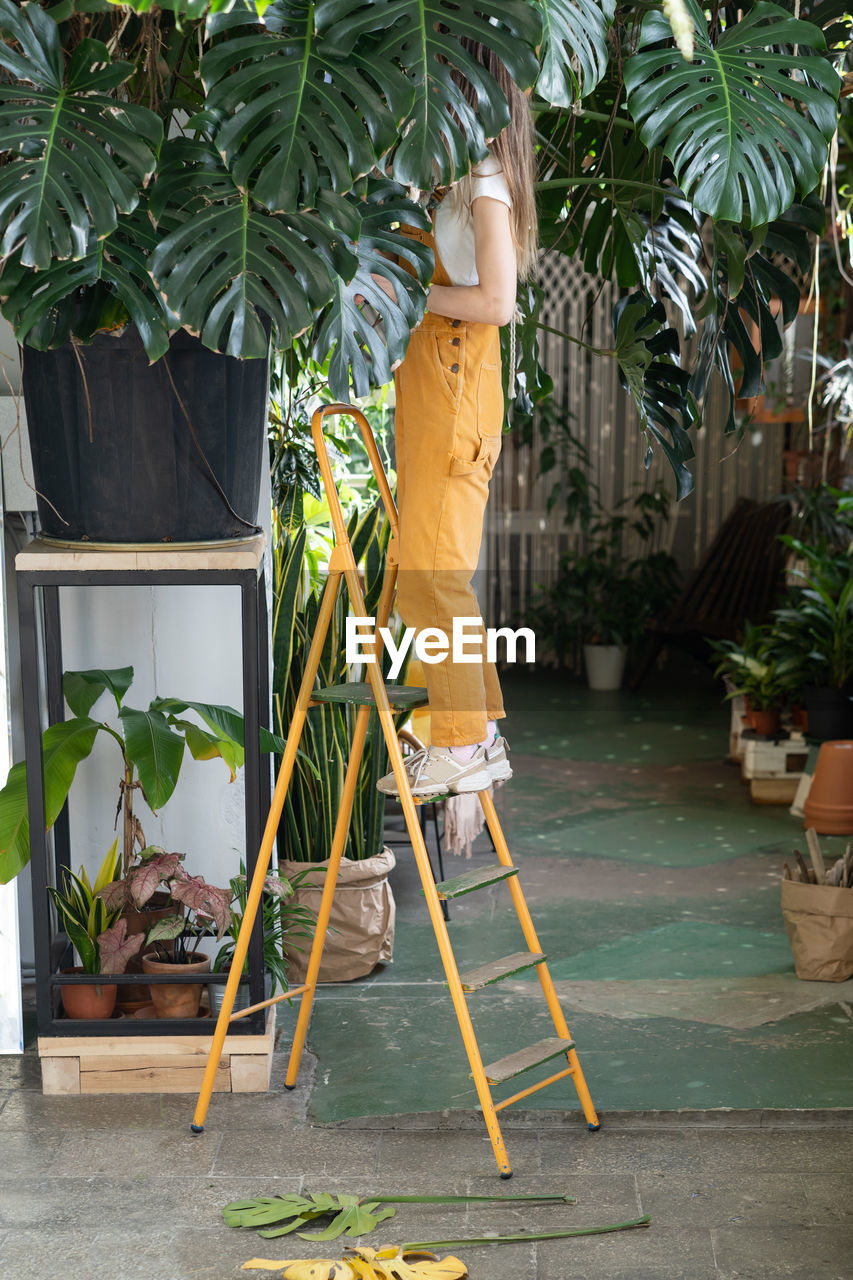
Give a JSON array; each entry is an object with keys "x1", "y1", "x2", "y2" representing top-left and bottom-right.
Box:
[{"x1": 433, "y1": 152, "x2": 512, "y2": 286}]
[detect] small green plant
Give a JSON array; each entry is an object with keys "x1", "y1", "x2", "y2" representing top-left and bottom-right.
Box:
[
  {"x1": 772, "y1": 541, "x2": 853, "y2": 691},
  {"x1": 710, "y1": 624, "x2": 801, "y2": 712},
  {"x1": 212, "y1": 863, "x2": 316, "y2": 996},
  {"x1": 47, "y1": 837, "x2": 144, "y2": 976}
]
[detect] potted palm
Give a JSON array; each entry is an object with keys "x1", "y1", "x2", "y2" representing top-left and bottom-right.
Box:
[
  {"x1": 529, "y1": 487, "x2": 679, "y2": 689},
  {"x1": 710, "y1": 624, "x2": 801, "y2": 738},
  {"x1": 0, "y1": 664, "x2": 286, "y2": 887},
  {"x1": 47, "y1": 838, "x2": 145, "y2": 1019}
]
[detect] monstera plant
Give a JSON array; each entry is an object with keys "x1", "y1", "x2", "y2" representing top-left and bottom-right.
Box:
[{"x1": 0, "y1": 0, "x2": 845, "y2": 493}]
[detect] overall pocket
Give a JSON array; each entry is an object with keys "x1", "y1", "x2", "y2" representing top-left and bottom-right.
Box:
[{"x1": 449, "y1": 361, "x2": 503, "y2": 477}]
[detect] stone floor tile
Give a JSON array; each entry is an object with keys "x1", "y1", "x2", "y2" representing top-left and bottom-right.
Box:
[
  {"x1": 696, "y1": 1128, "x2": 853, "y2": 1175},
  {"x1": 213, "y1": 1126, "x2": 380, "y2": 1179},
  {"x1": 535, "y1": 1224, "x2": 716, "y2": 1280},
  {"x1": 802, "y1": 1179, "x2": 853, "y2": 1225},
  {"x1": 0, "y1": 1174, "x2": 302, "y2": 1230},
  {"x1": 539, "y1": 1128, "x2": 702, "y2": 1176},
  {"x1": 636, "y1": 1170, "x2": 813, "y2": 1229},
  {"x1": 0, "y1": 1090, "x2": 175, "y2": 1130},
  {"x1": 0, "y1": 1053, "x2": 41, "y2": 1092},
  {"x1": 50, "y1": 1126, "x2": 222, "y2": 1177},
  {"x1": 464, "y1": 1173, "x2": 640, "y2": 1231},
  {"x1": 711, "y1": 1225, "x2": 853, "y2": 1278},
  {"x1": 377, "y1": 1129, "x2": 541, "y2": 1181},
  {"x1": 0, "y1": 1228, "x2": 181, "y2": 1279},
  {"x1": 0, "y1": 1130, "x2": 71, "y2": 1178}
]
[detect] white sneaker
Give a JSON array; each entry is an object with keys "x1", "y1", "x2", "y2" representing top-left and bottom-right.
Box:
[
  {"x1": 485, "y1": 735, "x2": 512, "y2": 782},
  {"x1": 377, "y1": 744, "x2": 491, "y2": 798}
]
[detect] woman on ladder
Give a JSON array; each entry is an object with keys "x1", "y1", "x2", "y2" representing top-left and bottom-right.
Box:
[{"x1": 377, "y1": 42, "x2": 538, "y2": 800}]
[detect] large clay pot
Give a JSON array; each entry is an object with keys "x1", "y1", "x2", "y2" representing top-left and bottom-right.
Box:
[
  {"x1": 803, "y1": 740, "x2": 853, "y2": 836},
  {"x1": 141, "y1": 951, "x2": 211, "y2": 1018},
  {"x1": 59, "y1": 969, "x2": 117, "y2": 1020}
]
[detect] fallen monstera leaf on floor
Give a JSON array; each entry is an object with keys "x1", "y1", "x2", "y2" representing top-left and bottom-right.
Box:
[{"x1": 241, "y1": 1244, "x2": 468, "y2": 1279}]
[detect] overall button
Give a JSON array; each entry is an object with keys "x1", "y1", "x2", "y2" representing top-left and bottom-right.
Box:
[
  {"x1": 451, "y1": 337, "x2": 461, "y2": 346},
  {"x1": 450, "y1": 363, "x2": 459, "y2": 373},
  {"x1": 451, "y1": 319, "x2": 461, "y2": 327}
]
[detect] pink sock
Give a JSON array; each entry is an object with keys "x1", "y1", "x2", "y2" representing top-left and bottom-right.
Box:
[{"x1": 448, "y1": 743, "x2": 478, "y2": 761}]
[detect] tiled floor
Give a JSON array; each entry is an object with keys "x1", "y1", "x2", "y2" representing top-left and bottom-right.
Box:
[{"x1": 2, "y1": 655, "x2": 852, "y2": 1278}]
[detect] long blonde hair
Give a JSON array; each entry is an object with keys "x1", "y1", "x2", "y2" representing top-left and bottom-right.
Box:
[{"x1": 448, "y1": 39, "x2": 538, "y2": 279}]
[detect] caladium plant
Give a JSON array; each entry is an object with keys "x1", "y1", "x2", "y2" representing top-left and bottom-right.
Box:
[{"x1": 99, "y1": 845, "x2": 233, "y2": 964}]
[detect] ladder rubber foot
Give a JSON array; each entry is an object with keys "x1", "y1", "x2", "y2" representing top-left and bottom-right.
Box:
[
  {"x1": 284, "y1": 1084, "x2": 296, "y2": 1091},
  {"x1": 500, "y1": 1170, "x2": 513, "y2": 1180},
  {"x1": 588, "y1": 1123, "x2": 601, "y2": 1131},
  {"x1": 190, "y1": 1124, "x2": 204, "y2": 1134}
]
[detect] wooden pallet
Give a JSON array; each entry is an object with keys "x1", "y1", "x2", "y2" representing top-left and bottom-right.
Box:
[{"x1": 38, "y1": 1008, "x2": 276, "y2": 1095}]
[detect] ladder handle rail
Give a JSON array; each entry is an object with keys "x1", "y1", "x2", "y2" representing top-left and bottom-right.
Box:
[
  {"x1": 310, "y1": 404, "x2": 399, "y2": 544},
  {"x1": 191, "y1": 571, "x2": 342, "y2": 1131}
]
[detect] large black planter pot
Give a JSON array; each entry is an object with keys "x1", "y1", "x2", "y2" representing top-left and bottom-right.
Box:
[
  {"x1": 20, "y1": 326, "x2": 269, "y2": 543},
  {"x1": 804, "y1": 685, "x2": 853, "y2": 742}
]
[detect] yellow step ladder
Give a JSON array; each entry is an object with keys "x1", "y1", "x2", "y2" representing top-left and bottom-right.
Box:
[{"x1": 191, "y1": 404, "x2": 599, "y2": 1176}]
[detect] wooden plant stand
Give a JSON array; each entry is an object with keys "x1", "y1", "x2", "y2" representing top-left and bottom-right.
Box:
[{"x1": 38, "y1": 1008, "x2": 275, "y2": 1096}]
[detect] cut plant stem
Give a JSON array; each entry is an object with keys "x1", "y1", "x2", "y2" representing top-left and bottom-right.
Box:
[
  {"x1": 402, "y1": 1215, "x2": 652, "y2": 1249},
  {"x1": 370, "y1": 1194, "x2": 577, "y2": 1205}
]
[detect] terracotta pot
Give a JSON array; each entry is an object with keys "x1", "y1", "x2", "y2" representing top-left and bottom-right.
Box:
[
  {"x1": 141, "y1": 950, "x2": 210, "y2": 1018},
  {"x1": 749, "y1": 708, "x2": 781, "y2": 737},
  {"x1": 803, "y1": 740, "x2": 853, "y2": 836},
  {"x1": 790, "y1": 704, "x2": 809, "y2": 733},
  {"x1": 117, "y1": 893, "x2": 181, "y2": 1011},
  {"x1": 59, "y1": 968, "x2": 117, "y2": 1020}
]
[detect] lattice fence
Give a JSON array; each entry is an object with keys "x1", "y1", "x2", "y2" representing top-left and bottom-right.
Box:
[{"x1": 481, "y1": 251, "x2": 785, "y2": 631}]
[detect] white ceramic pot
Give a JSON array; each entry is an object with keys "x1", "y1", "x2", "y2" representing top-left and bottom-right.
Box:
[{"x1": 583, "y1": 644, "x2": 627, "y2": 691}]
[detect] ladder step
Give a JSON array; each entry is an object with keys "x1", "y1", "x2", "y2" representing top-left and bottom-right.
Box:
[
  {"x1": 433, "y1": 864, "x2": 518, "y2": 900},
  {"x1": 311, "y1": 682, "x2": 428, "y2": 708},
  {"x1": 483, "y1": 1037, "x2": 575, "y2": 1085},
  {"x1": 460, "y1": 951, "x2": 546, "y2": 992}
]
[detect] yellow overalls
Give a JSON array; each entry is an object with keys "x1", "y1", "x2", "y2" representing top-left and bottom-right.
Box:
[{"x1": 393, "y1": 219, "x2": 506, "y2": 746}]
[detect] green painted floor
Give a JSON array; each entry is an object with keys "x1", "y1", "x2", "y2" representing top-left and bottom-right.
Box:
[{"x1": 278, "y1": 657, "x2": 853, "y2": 1121}]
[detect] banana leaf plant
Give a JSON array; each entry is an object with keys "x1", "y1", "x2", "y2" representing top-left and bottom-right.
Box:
[
  {"x1": 0, "y1": 0, "x2": 844, "y2": 496},
  {"x1": 0, "y1": 665, "x2": 288, "y2": 884}
]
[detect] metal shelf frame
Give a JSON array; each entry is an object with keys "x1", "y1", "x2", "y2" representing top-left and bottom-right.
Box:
[{"x1": 16, "y1": 537, "x2": 272, "y2": 1038}]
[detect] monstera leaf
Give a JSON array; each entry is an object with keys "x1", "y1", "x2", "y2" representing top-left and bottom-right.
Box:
[
  {"x1": 201, "y1": 2, "x2": 413, "y2": 212},
  {"x1": 0, "y1": 1, "x2": 162, "y2": 270},
  {"x1": 624, "y1": 1, "x2": 840, "y2": 225},
  {"x1": 536, "y1": 0, "x2": 616, "y2": 105},
  {"x1": 149, "y1": 137, "x2": 359, "y2": 356},
  {"x1": 312, "y1": 180, "x2": 433, "y2": 398},
  {"x1": 1, "y1": 204, "x2": 173, "y2": 359},
  {"x1": 316, "y1": 0, "x2": 541, "y2": 188},
  {"x1": 613, "y1": 293, "x2": 697, "y2": 501}
]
